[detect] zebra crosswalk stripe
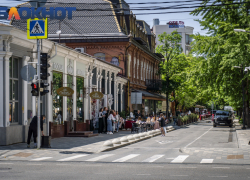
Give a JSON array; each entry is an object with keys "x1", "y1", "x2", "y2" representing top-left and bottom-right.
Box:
[
  {"x1": 200, "y1": 159, "x2": 213, "y2": 163},
  {"x1": 112, "y1": 154, "x2": 140, "y2": 162},
  {"x1": 171, "y1": 155, "x2": 189, "y2": 163},
  {"x1": 86, "y1": 154, "x2": 114, "y2": 162},
  {"x1": 142, "y1": 155, "x2": 165, "y2": 162},
  {"x1": 57, "y1": 155, "x2": 88, "y2": 161},
  {"x1": 31, "y1": 157, "x2": 52, "y2": 161}
]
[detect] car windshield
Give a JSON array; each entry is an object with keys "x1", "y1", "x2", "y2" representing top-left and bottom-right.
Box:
[{"x1": 216, "y1": 111, "x2": 229, "y2": 116}]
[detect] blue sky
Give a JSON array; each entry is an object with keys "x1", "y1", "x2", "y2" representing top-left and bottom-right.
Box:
[{"x1": 0, "y1": 0, "x2": 207, "y2": 35}]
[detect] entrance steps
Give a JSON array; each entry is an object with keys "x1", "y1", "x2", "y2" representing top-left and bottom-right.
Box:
[{"x1": 67, "y1": 131, "x2": 98, "y2": 137}]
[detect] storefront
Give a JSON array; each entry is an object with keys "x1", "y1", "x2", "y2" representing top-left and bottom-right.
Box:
[{"x1": 0, "y1": 23, "x2": 127, "y2": 145}]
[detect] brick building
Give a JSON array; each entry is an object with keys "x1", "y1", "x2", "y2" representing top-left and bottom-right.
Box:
[{"x1": 12, "y1": 0, "x2": 165, "y2": 116}]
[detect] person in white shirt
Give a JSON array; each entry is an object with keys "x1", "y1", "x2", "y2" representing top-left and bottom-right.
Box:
[
  {"x1": 107, "y1": 110, "x2": 115, "y2": 134},
  {"x1": 56, "y1": 112, "x2": 62, "y2": 124}
]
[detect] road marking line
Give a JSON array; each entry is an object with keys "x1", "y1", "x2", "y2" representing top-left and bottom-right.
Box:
[
  {"x1": 142, "y1": 155, "x2": 164, "y2": 162},
  {"x1": 200, "y1": 159, "x2": 214, "y2": 163},
  {"x1": 86, "y1": 154, "x2": 114, "y2": 162},
  {"x1": 179, "y1": 167, "x2": 197, "y2": 169},
  {"x1": 212, "y1": 167, "x2": 230, "y2": 169},
  {"x1": 30, "y1": 157, "x2": 52, "y2": 161},
  {"x1": 208, "y1": 176, "x2": 228, "y2": 178},
  {"x1": 185, "y1": 127, "x2": 213, "y2": 148},
  {"x1": 171, "y1": 155, "x2": 189, "y2": 163},
  {"x1": 26, "y1": 164, "x2": 42, "y2": 166},
  {"x1": 0, "y1": 163, "x2": 13, "y2": 165},
  {"x1": 57, "y1": 155, "x2": 88, "y2": 161},
  {"x1": 112, "y1": 154, "x2": 140, "y2": 162},
  {"x1": 170, "y1": 175, "x2": 189, "y2": 177}
]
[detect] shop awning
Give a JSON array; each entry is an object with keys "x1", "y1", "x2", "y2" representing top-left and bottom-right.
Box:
[{"x1": 133, "y1": 90, "x2": 166, "y2": 101}]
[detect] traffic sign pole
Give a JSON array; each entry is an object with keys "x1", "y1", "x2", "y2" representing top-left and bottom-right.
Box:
[{"x1": 37, "y1": 39, "x2": 41, "y2": 149}]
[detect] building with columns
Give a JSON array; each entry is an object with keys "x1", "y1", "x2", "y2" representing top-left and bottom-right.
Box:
[
  {"x1": 12, "y1": 0, "x2": 166, "y2": 116},
  {"x1": 0, "y1": 23, "x2": 127, "y2": 145}
]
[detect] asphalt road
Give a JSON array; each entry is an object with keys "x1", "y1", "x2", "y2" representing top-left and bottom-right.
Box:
[
  {"x1": 1, "y1": 122, "x2": 250, "y2": 179},
  {"x1": 1, "y1": 161, "x2": 250, "y2": 180}
]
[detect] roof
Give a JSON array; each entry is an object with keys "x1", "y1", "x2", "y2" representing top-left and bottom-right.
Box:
[
  {"x1": 11, "y1": 0, "x2": 121, "y2": 35},
  {"x1": 136, "y1": 20, "x2": 152, "y2": 35}
]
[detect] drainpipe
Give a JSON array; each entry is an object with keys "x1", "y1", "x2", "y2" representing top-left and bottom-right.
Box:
[{"x1": 125, "y1": 32, "x2": 133, "y2": 114}]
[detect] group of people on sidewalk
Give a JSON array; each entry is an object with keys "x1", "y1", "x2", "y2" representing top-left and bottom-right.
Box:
[{"x1": 98, "y1": 107, "x2": 124, "y2": 135}]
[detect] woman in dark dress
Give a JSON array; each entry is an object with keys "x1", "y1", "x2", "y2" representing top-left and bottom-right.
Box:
[{"x1": 98, "y1": 108, "x2": 103, "y2": 133}]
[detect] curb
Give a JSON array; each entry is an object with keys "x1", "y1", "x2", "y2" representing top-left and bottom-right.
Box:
[{"x1": 100, "y1": 128, "x2": 176, "y2": 152}]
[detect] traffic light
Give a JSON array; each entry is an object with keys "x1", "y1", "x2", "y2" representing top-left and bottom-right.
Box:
[
  {"x1": 31, "y1": 83, "x2": 39, "y2": 96},
  {"x1": 40, "y1": 83, "x2": 50, "y2": 96},
  {"x1": 40, "y1": 53, "x2": 50, "y2": 80}
]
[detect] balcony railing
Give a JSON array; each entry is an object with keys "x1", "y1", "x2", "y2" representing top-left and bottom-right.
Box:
[{"x1": 145, "y1": 79, "x2": 162, "y2": 91}]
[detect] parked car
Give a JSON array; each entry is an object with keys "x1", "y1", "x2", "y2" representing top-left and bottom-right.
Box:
[{"x1": 213, "y1": 110, "x2": 233, "y2": 127}]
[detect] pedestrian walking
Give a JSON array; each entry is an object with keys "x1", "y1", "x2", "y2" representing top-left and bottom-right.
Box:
[
  {"x1": 27, "y1": 115, "x2": 45, "y2": 148},
  {"x1": 99, "y1": 108, "x2": 104, "y2": 133},
  {"x1": 159, "y1": 113, "x2": 166, "y2": 136}
]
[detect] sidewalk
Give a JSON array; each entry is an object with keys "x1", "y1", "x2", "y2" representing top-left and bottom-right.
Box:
[{"x1": 0, "y1": 131, "x2": 133, "y2": 157}]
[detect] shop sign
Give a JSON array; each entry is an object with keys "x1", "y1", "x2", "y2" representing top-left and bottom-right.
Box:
[
  {"x1": 90, "y1": 91, "x2": 104, "y2": 99},
  {"x1": 56, "y1": 87, "x2": 74, "y2": 96},
  {"x1": 169, "y1": 21, "x2": 184, "y2": 28}
]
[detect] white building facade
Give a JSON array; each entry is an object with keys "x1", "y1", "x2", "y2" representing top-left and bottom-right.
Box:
[
  {"x1": 153, "y1": 20, "x2": 194, "y2": 54},
  {"x1": 0, "y1": 24, "x2": 127, "y2": 145}
]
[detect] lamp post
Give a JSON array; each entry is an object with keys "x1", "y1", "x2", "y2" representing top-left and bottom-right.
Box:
[{"x1": 234, "y1": 28, "x2": 250, "y2": 129}]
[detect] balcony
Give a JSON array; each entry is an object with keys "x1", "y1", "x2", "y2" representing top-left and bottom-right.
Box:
[{"x1": 146, "y1": 79, "x2": 162, "y2": 92}]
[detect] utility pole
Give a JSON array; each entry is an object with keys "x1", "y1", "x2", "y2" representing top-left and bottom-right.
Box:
[{"x1": 37, "y1": 39, "x2": 41, "y2": 148}]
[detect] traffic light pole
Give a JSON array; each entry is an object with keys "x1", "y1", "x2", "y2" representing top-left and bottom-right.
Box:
[{"x1": 37, "y1": 39, "x2": 41, "y2": 149}]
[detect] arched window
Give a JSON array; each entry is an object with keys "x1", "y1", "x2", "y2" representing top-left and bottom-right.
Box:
[
  {"x1": 94, "y1": 53, "x2": 105, "y2": 61},
  {"x1": 110, "y1": 57, "x2": 119, "y2": 66}
]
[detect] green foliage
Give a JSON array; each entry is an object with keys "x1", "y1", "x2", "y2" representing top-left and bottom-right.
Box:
[
  {"x1": 120, "y1": 110, "x2": 127, "y2": 119},
  {"x1": 190, "y1": 0, "x2": 250, "y2": 113}
]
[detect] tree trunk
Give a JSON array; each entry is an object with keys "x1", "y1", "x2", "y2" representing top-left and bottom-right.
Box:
[
  {"x1": 166, "y1": 92, "x2": 169, "y2": 120},
  {"x1": 246, "y1": 78, "x2": 249, "y2": 127}
]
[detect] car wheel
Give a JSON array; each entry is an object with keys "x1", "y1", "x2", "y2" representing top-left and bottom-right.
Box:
[
  {"x1": 229, "y1": 124, "x2": 232, "y2": 127},
  {"x1": 213, "y1": 124, "x2": 216, "y2": 127}
]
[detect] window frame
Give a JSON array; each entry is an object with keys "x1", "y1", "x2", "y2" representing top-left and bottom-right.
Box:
[{"x1": 9, "y1": 56, "x2": 20, "y2": 124}]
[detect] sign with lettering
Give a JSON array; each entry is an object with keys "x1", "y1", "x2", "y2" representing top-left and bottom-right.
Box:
[
  {"x1": 90, "y1": 91, "x2": 104, "y2": 99},
  {"x1": 56, "y1": 87, "x2": 74, "y2": 96},
  {"x1": 169, "y1": 21, "x2": 184, "y2": 28}
]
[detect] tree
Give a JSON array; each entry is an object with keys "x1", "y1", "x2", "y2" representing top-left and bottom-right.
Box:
[
  {"x1": 156, "y1": 31, "x2": 188, "y2": 118},
  {"x1": 191, "y1": 0, "x2": 250, "y2": 126}
]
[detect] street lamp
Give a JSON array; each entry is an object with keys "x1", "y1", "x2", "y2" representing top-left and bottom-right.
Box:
[{"x1": 233, "y1": 65, "x2": 250, "y2": 129}]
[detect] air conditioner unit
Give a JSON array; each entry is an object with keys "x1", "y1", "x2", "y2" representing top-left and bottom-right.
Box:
[{"x1": 75, "y1": 48, "x2": 85, "y2": 53}]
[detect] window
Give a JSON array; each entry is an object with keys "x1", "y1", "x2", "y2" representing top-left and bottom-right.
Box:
[
  {"x1": 94, "y1": 53, "x2": 105, "y2": 61},
  {"x1": 76, "y1": 77, "x2": 84, "y2": 122},
  {"x1": 52, "y1": 72, "x2": 63, "y2": 123},
  {"x1": 185, "y1": 34, "x2": 192, "y2": 45},
  {"x1": 9, "y1": 57, "x2": 20, "y2": 123},
  {"x1": 110, "y1": 57, "x2": 119, "y2": 66}
]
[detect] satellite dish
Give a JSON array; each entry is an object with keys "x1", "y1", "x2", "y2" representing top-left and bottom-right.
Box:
[{"x1": 30, "y1": 0, "x2": 47, "y2": 8}]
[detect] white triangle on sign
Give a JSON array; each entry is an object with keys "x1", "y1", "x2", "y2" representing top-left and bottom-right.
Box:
[{"x1": 31, "y1": 21, "x2": 44, "y2": 34}]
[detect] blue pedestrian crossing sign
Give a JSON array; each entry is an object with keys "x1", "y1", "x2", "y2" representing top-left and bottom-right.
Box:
[{"x1": 27, "y1": 18, "x2": 48, "y2": 39}]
